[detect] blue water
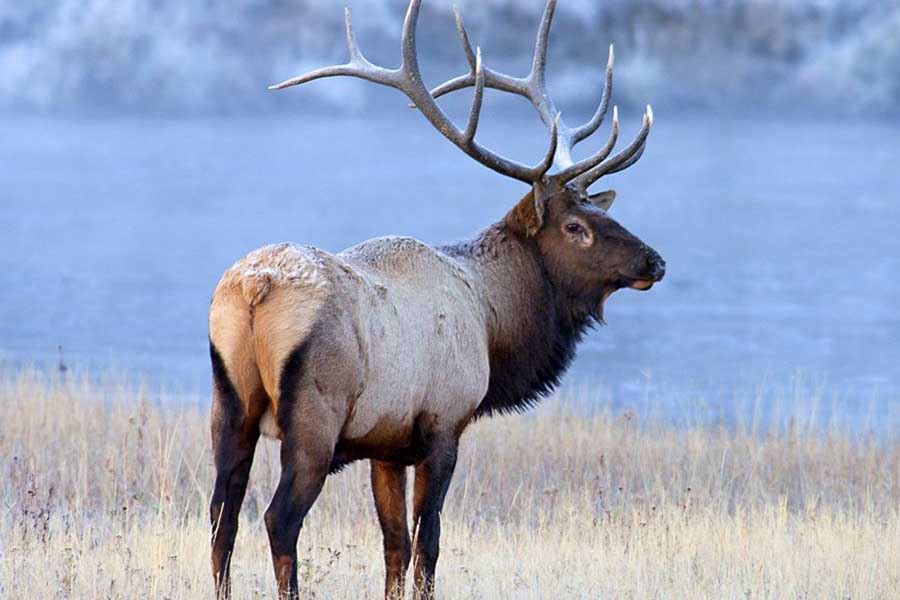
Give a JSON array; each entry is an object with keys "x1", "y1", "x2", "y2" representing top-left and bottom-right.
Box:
[{"x1": 1, "y1": 111, "x2": 898, "y2": 431}]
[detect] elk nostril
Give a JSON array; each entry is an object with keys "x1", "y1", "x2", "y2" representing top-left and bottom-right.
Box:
[{"x1": 647, "y1": 255, "x2": 666, "y2": 278}]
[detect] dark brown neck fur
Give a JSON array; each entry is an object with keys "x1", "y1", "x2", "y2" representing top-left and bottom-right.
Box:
[{"x1": 441, "y1": 218, "x2": 597, "y2": 417}]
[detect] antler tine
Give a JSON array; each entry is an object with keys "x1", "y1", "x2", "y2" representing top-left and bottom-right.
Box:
[
  {"x1": 455, "y1": 6, "x2": 477, "y2": 69},
  {"x1": 555, "y1": 106, "x2": 619, "y2": 182},
  {"x1": 530, "y1": 0, "x2": 556, "y2": 86},
  {"x1": 417, "y1": 9, "x2": 527, "y2": 105},
  {"x1": 522, "y1": 0, "x2": 569, "y2": 148},
  {"x1": 269, "y1": 7, "x2": 401, "y2": 91},
  {"x1": 571, "y1": 45, "x2": 614, "y2": 144},
  {"x1": 464, "y1": 48, "x2": 485, "y2": 143},
  {"x1": 606, "y1": 143, "x2": 645, "y2": 174},
  {"x1": 571, "y1": 105, "x2": 653, "y2": 188},
  {"x1": 537, "y1": 112, "x2": 562, "y2": 178},
  {"x1": 345, "y1": 7, "x2": 360, "y2": 62}
]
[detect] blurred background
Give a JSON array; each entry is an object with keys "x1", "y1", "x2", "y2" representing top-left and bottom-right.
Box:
[{"x1": 1, "y1": 0, "x2": 898, "y2": 431}]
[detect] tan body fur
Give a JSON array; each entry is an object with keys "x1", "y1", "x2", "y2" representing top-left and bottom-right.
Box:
[{"x1": 210, "y1": 239, "x2": 491, "y2": 455}]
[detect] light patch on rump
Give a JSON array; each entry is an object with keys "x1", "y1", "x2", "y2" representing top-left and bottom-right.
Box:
[
  {"x1": 211, "y1": 242, "x2": 334, "y2": 412},
  {"x1": 217, "y1": 242, "x2": 332, "y2": 308}
]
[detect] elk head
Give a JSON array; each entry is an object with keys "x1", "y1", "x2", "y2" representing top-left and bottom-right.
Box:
[
  {"x1": 508, "y1": 185, "x2": 665, "y2": 320},
  {"x1": 270, "y1": 0, "x2": 665, "y2": 315}
]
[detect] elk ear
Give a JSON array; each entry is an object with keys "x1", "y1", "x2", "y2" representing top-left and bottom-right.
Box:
[
  {"x1": 506, "y1": 189, "x2": 546, "y2": 237},
  {"x1": 588, "y1": 190, "x2": 616, "y2": 211}
]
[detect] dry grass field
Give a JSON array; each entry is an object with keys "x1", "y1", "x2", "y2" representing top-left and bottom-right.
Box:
[{"x1": 0, "y1": 369, "x2": 897, "y2": 599}]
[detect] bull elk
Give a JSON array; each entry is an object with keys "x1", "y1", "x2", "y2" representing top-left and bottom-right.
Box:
[{"x1": 208, "y1": 0, "x2": 665, "y2": 597}]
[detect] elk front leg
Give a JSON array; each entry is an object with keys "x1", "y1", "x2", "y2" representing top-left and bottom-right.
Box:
[
  {"x1": 411, "y1": 439, "x2": 459, "y2": 600},
  {"x1": 371, "y1": 460, "x2": 411, "y2": 599}
]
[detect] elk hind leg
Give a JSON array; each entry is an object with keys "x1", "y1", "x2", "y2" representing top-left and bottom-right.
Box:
[
  {"x1": 264, "y1": 351, "x2": 348, "y2": 598},
  {"x1": 209, "y1": 343, "x2": 266, "y2": 599}
]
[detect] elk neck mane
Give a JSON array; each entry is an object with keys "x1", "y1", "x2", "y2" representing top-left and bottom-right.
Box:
[{"x1": 441, "y1": 220, "x2": 598, "y2": 417}]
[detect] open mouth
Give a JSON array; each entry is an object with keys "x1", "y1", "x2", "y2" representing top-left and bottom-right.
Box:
[
  {"x1": 596, "y1": 272, "x2": 661, "y2": 320},
  {"x1": 618, "y1": 273, "x2": 664, "y2": 291},
  {"x1": 629, "y1": 279, "x2": 656, "y2": 291}
]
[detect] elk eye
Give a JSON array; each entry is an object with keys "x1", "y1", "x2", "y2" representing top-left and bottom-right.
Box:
[{"x1": 565, "y1": 223, "x2": 583, "y2": 235}]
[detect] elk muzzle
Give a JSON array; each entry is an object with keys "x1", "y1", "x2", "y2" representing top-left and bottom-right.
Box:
[{"x1": 626, "y1": 249, "x2": 666, "y2": 291}]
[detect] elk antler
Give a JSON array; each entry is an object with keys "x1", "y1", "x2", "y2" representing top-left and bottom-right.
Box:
[
  {"x1": 270, "y1": 1, "x2": 558, "y2": 184},
  {"x1": 425, "y1": 0, "x2": 653, "y2": 191},
  {"x1": 270, "y1": 0, "x2": 651, "y2": 191}
]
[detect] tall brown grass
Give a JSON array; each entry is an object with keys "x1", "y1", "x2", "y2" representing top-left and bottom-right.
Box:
[{"x1": 0, "y1": 369, "x2": 897, "y2": 599}]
